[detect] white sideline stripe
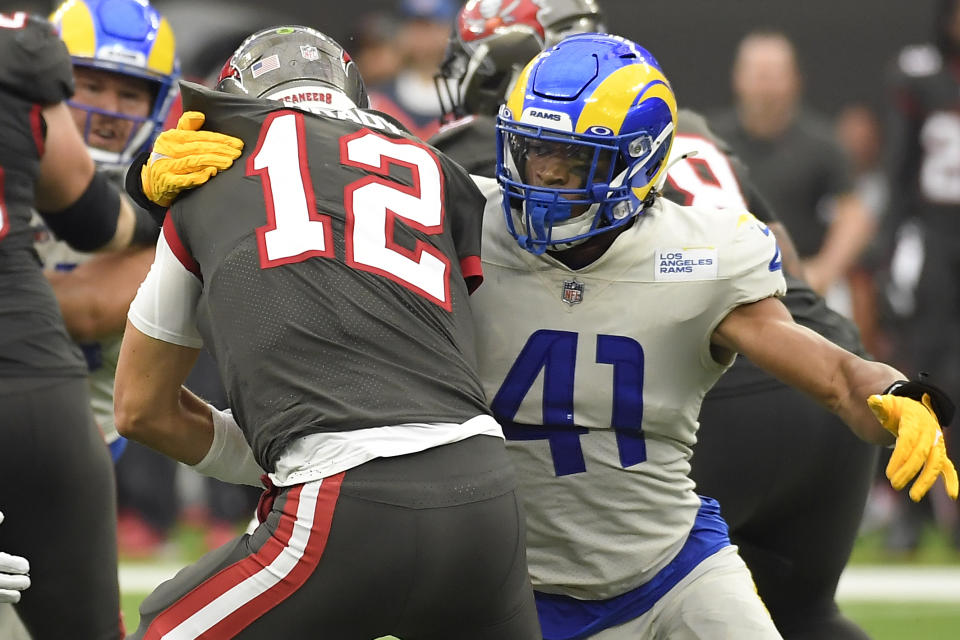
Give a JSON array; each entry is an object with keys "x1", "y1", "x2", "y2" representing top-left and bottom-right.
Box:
[
  {"x1": 836, "y1": 566, "x2": 960, "y2": 602},
  {"x1": 120, "y1": 564, "x2": 960, "y2": 602}
]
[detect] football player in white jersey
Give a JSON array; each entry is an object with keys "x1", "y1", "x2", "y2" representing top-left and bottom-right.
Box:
[
  {"x1": 469, "y1": 33, "x2": 956, "y2": 640},
  {"x1": 42, "y1": 0, "x2": 180, "y2": 461},
  {"x1": 131, "y1": 32, "x2": 958, "y2": 640}
]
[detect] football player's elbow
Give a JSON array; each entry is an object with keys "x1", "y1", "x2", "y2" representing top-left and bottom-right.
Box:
[{"x1": 114, "y1": 387, "x2": 156, "y2": 440}]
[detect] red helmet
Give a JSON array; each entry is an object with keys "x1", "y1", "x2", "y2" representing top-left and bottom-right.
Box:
[{"x1": 435, "y1": 0, "x2": 605, "y2": 121}]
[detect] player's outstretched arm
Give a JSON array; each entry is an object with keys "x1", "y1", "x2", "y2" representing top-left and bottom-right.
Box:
[{"x1": 713, "y1": 296, "x2": 958, "y2": 501}]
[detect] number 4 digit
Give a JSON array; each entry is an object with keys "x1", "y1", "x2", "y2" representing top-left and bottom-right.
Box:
[{"x1": 493, "y1": 330, "x2": 646, "y2": 476}]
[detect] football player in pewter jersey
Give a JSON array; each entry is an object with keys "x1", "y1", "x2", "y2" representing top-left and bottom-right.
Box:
[
  {"x1": 133, "y1": 31, "x2": 958, "y2": 640},
  {"x1": 114, "y1": 25, "x2": 540, "y2": 639},
  {"x1": 0, "y1": 10, "x2": 157, "y2": 639}
]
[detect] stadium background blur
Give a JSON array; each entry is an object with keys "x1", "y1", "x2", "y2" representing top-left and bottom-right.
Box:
[
  {"x1": 3, "y1": 0, "x2": 935, "y2": 117},
  {"x1": 2, "y1": 0, "x2": 958, "y2": 637}
]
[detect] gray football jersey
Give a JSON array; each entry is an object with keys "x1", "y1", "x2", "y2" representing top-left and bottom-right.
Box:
[
  {"x1": 168, "y1": 84, "x2": 491, "y2": 471},
  {"x1": 471, "y1": 179, "x2": 785, "y2": 599},
  {"x1": 0, "y1": 15, "x2": 86, "y2": 381}
]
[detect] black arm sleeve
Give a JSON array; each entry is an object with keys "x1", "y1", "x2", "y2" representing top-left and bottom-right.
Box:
[
  {"x1": 38, "y1": 170, "x2": 122, "y2": 252},
  {"x1": 124, "y1": 149, "x2": 169, "y2": 225}
]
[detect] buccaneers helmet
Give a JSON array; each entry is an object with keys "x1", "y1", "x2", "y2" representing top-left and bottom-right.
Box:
[
  {"x1": 496, "y1": 33, "x2": 676, "y2": 254},
  {"x1": 435, "y1": 0, "x2": 605, "y2": 121},
  {"x1": 50, "y1": 0, "x2": 180, "y2": 170},
  {"x1": 216, "y1": 25, "x2": 368, "y2": 113}
]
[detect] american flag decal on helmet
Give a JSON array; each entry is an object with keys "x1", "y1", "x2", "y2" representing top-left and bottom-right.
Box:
[
  {"x1": 251, "y1": 54, "x2": 280, "y2": 78},
  {"x1": 561, "y1": 280, "x2": 584, "y2": 305}
]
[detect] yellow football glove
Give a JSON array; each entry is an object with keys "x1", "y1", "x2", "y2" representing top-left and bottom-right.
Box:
[
  {"x1": 868, "y1": 392, "x2": 959, "y2": 502},
  {"x1": 141, "y1": 111, "x2": 244, "y2": 208}
]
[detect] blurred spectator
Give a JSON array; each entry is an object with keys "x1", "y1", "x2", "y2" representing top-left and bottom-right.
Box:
[
  {"x1": 367, "y1": 0, "x2": 456, "y2": 139},
  {"x1": 710, "y1": 30, "x2": 876, "y2": 298},
  {"x1": 348, "y1": 11, "x2": 401, "y2": 87},
  {"x1": 879, "y1": 0, "x2": 960, "y2": 552},
  {"x1": 835, "y1": 103, "x2": 889, "y2": 357}
]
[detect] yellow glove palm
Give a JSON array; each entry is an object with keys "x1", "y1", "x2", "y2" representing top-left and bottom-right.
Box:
[
  {"x1": 868, "y1": 393, "x2": 959, "y2": 501},
  {"x1": 141, "y1": 111, "x2": 243, "y2": 208}
]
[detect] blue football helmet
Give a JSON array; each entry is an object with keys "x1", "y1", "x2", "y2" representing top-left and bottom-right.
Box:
[
  {"x1": 50, "y1": 0, "x2": 180, "y2": 170},
  {"x1": 496, "y1": 33, "x2": 676, "y2": 254}
]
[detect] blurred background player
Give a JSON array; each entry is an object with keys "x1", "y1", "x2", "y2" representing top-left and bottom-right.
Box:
[
  {"x1": 430, "y1": 0, "x2": 604, "y2": 176},
  {"x1": 367, "y1": 0, "x2": 458, "y2": 139},
  {"x1": 0, "y1": 10, "x2": 159, "y2": 639},
  {"x1": 880, "y1": 0, "x2": 960, "y2": 552},
  {"x1": 709, "y1": 30, "x2": 877, "y2": 304},
  {"x1": 677, "y1": 116, "x2": 878, "y2": 640}
]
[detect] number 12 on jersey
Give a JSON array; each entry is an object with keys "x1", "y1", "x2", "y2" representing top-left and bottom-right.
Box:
[
  {"x1": 491, "y1": 329, "x2": 646, "y2": 476},
  {"x1": 249, "y1": 111, "x2": 452, "y2": 309}
]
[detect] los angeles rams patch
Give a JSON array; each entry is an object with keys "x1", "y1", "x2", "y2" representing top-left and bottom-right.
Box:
[{"x1": 655, "y1": 248, "x2": 718, "y2": 281}]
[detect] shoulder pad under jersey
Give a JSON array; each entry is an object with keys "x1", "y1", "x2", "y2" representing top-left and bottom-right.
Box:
[{"x1": 0, "y1": 13, "x2": 73, "y2": 104}]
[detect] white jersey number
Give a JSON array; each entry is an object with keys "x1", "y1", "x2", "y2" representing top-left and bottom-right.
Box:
[
  {"x1": 665, "y1": 134, "x2": 748, "y2": 210},
  {"x1": 492, "y1": 330, "x2": 646, "y2": 476},
  {"x1": 0, "y1": 12, "x2": 27, "y2": 29},
  {"x1": 919, "y1": 111, "x2": 960, "y2": 204},
  {"x1": 251, "y1": 112, "x2": 451, "y2": 308}
]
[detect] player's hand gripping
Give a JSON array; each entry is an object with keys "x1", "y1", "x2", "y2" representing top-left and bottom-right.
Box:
[
  {"x1": 0, "y1": 511, "x2": 30, "y2": 604},
  {"x1": 141, "y1": 111, "x2": 243, "y2": 208},
  {"x1": 868, "y1": 392, "x2": 959, "y2": 502}
]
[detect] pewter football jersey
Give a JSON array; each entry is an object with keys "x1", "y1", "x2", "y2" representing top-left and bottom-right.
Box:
[
  {"x1": 0, "y1": 14, "x2": 87, "y2": 381},
  {"x1": 33, "y1": 223, "x2": 124, "y2": 438},
  {"x1": 470, "y1": 178, "x2": 786, "y2": 599}
]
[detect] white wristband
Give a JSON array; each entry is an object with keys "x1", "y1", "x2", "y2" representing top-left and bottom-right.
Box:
[{"x1": 191, "y1": 405, "x2": 265, "y2": 487}]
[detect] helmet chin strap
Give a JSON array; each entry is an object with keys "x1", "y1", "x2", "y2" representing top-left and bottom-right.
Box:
[{"x1": 654, "y1": 148, "x2": 699, "y2": 191}]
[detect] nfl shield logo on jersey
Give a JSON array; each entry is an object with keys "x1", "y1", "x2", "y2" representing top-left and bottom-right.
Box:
[{"x1": 561, "y1": 280, "x2": 584, "y2": 305}]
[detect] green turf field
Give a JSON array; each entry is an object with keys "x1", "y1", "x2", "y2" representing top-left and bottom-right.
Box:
[
  {"x1": 838, "y1": 602, "x2": 960, "y2": 640},
  {"x1": 119, "y1": 594, "x2": 960, "y2": 640}
]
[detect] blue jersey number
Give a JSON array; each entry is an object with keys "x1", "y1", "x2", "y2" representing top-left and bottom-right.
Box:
[{"x1": 491, "y1": 329, "x2": 646, "y2": 476}]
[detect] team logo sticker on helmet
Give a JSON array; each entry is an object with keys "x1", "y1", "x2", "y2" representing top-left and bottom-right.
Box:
[
  {"x1": 561, "y1": 279, "x2": 584, "y2": 305},
  {"x1": 521, "y1": 107, "x2": 572, "y2": 131}
]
